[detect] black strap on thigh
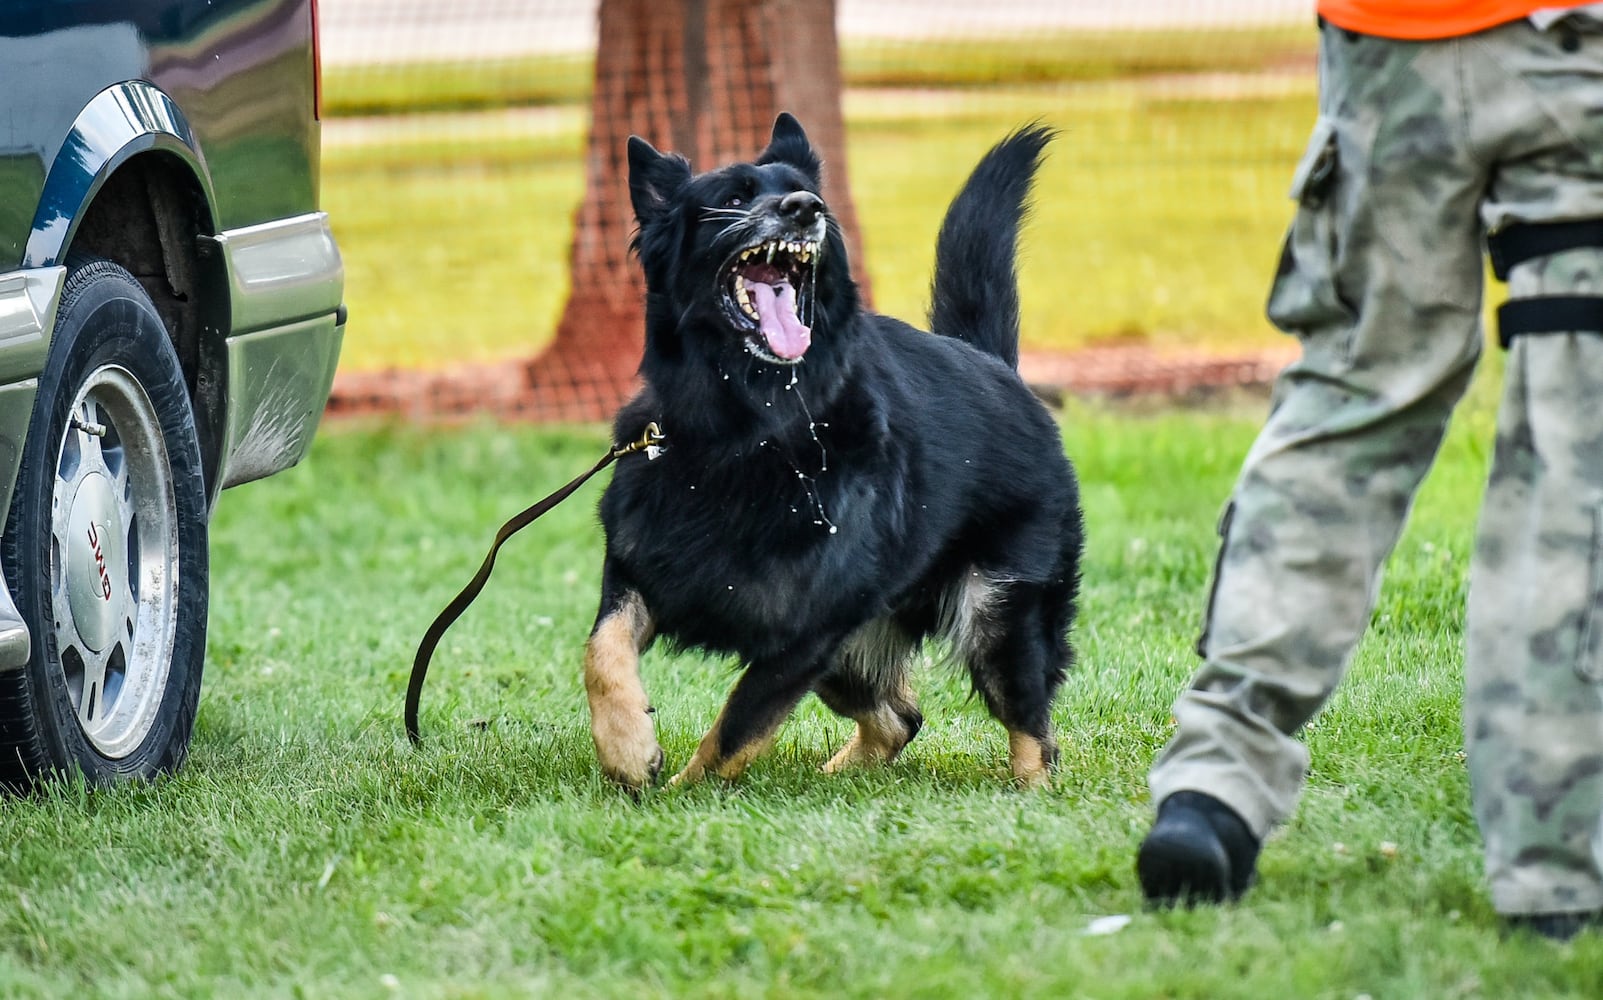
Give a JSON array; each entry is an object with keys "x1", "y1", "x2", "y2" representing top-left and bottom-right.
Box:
[
  {"x1": 1497, "y1": 296, "x2": 1603, "y2": 349},
  {"x1": 1487, "y1": 219, "x2": 1603, "y2": 281}
]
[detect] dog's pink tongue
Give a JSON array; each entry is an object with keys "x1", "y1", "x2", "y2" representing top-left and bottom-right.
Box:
[{"x1": 750, "y1": 280, "x2": 810, "y2": 359}]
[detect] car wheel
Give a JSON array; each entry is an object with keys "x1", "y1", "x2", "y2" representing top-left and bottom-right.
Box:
[{"x1": 0, "y1": 255, "x2": 208, "y2": 787}]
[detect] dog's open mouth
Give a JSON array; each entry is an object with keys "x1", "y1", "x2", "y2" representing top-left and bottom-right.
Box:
[{"x1": 724, "y1": 239, "x2": 820, "y2": 364}]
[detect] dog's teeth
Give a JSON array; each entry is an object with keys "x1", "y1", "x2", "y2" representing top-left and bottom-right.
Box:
[
  {"x1": 735, "y1": 280, "x2": 759, "y2": 320},
  {"x1": 766, "y1": 242, "x2": 776, "y2": 264}
]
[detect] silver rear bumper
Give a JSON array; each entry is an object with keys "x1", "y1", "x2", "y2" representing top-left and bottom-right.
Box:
[
  {"x1": 206, "y1": 211, "x2": 345, "y2": 490},
  {"x1": 0, "y1": 268, "x2": 60, "y2": 669}
]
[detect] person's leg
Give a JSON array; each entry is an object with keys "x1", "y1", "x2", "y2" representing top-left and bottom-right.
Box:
[
  {"x1": 1143, "y1": 25, "x2": 1488, "y2": 902},
  {"x1": 1468, "y1": 309, "x2": 1603, "y2": 933},
  {"x1": 1465, "y1": 16, "x2": 1603, "y2": 934}
]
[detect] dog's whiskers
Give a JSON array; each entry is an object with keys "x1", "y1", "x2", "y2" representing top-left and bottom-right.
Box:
[
  {"x1": 700, "y1": 208, "x2": 761, "y2": 251},
  {"x1": 711, "y1": 219, "x2": 754, "y2": 249}
]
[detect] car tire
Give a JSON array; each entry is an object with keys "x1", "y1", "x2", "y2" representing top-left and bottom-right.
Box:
[{"x1": 0, "y1": 255, "x2": 208, "y2": 788}]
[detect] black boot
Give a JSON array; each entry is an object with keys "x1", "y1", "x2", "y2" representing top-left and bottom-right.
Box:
[{"x1": 1137, "y1": 791, "x2": 1261, "y2": 906}]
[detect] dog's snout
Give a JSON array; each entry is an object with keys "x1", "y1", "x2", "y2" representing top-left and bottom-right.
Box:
[{"x1": 779, "y1": 191, "x2": 824, "y2": 225}]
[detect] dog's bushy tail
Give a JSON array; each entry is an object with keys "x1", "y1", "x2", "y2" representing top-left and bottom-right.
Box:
[{"x1": 929, "y1": 124, "x2": 1054, "y2": 369}]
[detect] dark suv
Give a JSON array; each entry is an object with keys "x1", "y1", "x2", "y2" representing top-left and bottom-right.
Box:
[{"x1": 0, "y1": 0, "x2": 345, "y2": 785}]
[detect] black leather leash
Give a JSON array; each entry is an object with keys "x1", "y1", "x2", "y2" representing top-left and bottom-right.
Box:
[{"x1": 405, "y1": 422, "x2": 665, "y2": 744}]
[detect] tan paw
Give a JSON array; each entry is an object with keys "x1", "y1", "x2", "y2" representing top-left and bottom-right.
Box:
[
  {"x1": 1011, "y1": 763, "x2": 1053, "y2": 789},
  {"x1": 592, "y1": 707, "x2": 663, "y2": 790},
  {"x1": 822, "y1": 707, "x2": 917, "y2": 774},
  {"x1": 666, "y1": 759, "x2": 706, "y2": 787},
  {"x1": 1008, "y1": 731, "x2": 1058, "y2": 789},
  {"x1": 822, "y1": 733, "x2": 891, "y2": 773},
  {"x1": 669, "y1": 746, "x2": 756, "y2": 786}
]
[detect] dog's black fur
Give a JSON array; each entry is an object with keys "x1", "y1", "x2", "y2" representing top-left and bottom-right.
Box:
[{"x1": 585, "y1": 114, "x2": 1083, "y2": 789}]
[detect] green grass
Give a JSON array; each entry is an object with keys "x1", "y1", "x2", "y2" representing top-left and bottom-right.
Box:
[
  {"x1": 323, "y1": 83, "x2": 1314, "y2": 373},
  {"x1": 5, "y1": 361, "x2": 1603, "y2": 996}
]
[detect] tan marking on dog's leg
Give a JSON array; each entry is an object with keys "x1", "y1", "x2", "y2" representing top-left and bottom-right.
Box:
[
  {"x1": 584, "y1": 593, "x2": 661, "y2": 790},
  {"x1": 668, "y1": 717, "x2": 778, "y2": 786},
  {"x1": 668, "y1": 693, "x2": 799, "y2": 786},
  {"x1": 822, "y1": 689, "x2": 920, "y2": 773},
  {"x1": 1008, "y1": 729, "x2": 1059, "y2": 789},
  {"x1": 667, "y1": 702, "x2": 730, "y2": 786}
]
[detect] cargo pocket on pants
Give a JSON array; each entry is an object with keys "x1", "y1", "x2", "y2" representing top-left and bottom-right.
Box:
[
  {"x1": 1578, "y1": 504, "x2": 1603, "y2": 682},
  {"x1": 1266, "y1": 117, "x2": 1356, "y2": 340},
  {"x1": 1194, "y1": 500, "x2": 1236, "y2": 658}
]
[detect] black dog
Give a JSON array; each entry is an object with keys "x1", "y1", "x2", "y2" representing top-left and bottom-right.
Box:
[{"x1": 585, "y1": 113, "x2": 1082, "y2": 790}]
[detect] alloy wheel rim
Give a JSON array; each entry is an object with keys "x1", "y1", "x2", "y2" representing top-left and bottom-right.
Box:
[{"x1": 50, "y1": 364, "x2": 177, "y2": 759}]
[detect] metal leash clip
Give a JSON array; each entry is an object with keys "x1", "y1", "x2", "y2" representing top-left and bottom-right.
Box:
[{"x1": 614, "y1": 421, "x2": 666, "y2": 461}]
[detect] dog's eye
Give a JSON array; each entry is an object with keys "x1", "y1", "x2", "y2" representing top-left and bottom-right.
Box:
[{"x1": 724, "y1": 179, "x2": 755, "y2": 208}]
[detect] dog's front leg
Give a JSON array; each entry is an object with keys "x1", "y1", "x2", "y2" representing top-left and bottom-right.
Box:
[
  {"x1": 585, "y1": 588, "x2": 661, "y2": 790},
  {"x1": 669, "y1": 653, "x2": 824, "y2": 786}
]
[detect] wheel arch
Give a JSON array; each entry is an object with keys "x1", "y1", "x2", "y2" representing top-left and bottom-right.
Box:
[{"x1": 26, "y1": 81, "x2": 232, "y2": 503}]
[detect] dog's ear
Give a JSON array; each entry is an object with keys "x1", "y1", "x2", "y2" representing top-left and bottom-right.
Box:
[
  {"x1": 627, "y1": 135, "x2": 692, "y2": 224},
  {"x1": 756, "y1": 112, "x2": 821, "y2": 185}
]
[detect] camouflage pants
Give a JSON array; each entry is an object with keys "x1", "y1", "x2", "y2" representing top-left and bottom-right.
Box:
[{"x1": 1147, "y1": 16, "x2": 1603, "y2": 915}]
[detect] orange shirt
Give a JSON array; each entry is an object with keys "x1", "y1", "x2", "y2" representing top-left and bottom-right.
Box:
[{"x1": 1318, "y1": 1, "x2": 1593, "y2": 39}]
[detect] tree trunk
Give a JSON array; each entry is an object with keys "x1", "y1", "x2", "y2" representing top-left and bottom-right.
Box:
[{"x1": 523, "y1": 0, "x2": 867, "y2": 422}]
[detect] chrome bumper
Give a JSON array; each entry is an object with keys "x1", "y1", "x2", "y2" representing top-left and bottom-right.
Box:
[
  {"x1": 0, "y1": 268, "x2": 60, "y2": 669},
  {"x1": 206, "y1": 211, "x2": 345, "y2": 490}
]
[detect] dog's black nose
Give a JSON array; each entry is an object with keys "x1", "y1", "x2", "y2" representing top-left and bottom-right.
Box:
[{"x1": 779, "y1": 190, "x2": 824, "y2": 225}]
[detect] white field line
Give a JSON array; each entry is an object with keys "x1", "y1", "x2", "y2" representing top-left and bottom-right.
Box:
[{"x1": 319, "y1": 0, "x2": 1313, "y2": 66}]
